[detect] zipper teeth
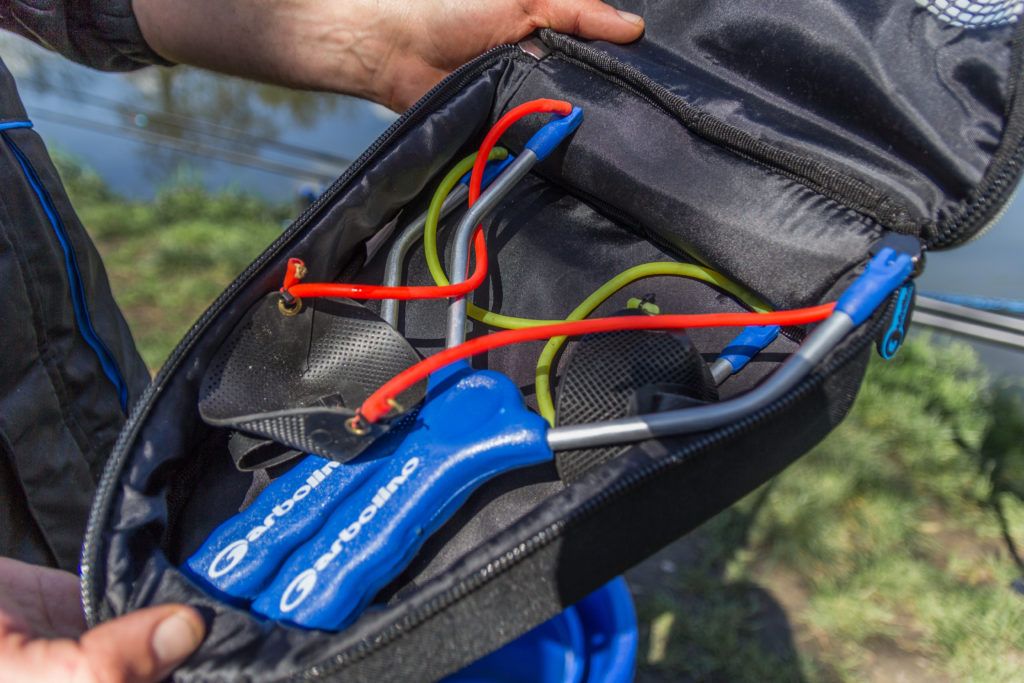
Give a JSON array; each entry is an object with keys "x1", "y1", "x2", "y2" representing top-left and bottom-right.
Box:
[
  {"x1": 542, "y1": 34, "x2": 923, "y2": 236},
  {"x1": 299, "y1": 299, "x2": 894, "y2": 681},
  {"x1": 931, "y1": 19, "x2": 1024, "y2": 248},
  {"x1": 256, "y1": 29, "x2": 1012, "y2": 674},
  {"x1": 951, "y1": 181, "x2": 1020, "y2": 247},
  {"x1": 79, "y1": 44, "x2": 525, "y2": 625},
  {"x1": 929, "y1": 138, "x2": 1024, "y2": 248}
]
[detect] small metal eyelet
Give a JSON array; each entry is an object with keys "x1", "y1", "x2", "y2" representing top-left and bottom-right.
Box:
[
  {"x1": 278, "y1": 296, "x2": 303, "y2": 316},
  {"x1": 345, "y1": 414, "x2": 370, "y2": 435}
]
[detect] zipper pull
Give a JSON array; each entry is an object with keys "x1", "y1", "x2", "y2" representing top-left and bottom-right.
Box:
[{"x1": 877, "y1": 282, "x2": 916, "y2": 359}]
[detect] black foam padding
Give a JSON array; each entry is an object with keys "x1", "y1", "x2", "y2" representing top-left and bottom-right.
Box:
[
  {"x1": 198, "y1": 294, "x2": 426, "y2": 462},
  {"x1": 554, "y1": 323, "x2": 717, "y2": 482}
]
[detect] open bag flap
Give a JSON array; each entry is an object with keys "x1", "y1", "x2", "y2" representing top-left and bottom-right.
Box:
[{"x1": 554, "y1": 0, "x2": 1024, "y2": 245}]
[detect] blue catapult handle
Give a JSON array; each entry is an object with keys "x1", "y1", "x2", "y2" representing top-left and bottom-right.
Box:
[
  {"x1": 186, "y1": 361, "x2": 552, "y2": 631},
  {"x1": 184, "y1": 452, "x2": 388, "y2": 603}
]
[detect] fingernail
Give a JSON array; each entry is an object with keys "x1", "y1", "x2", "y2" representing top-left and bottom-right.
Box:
[
  {"x1": 616, "y1": 9, "x2": 644, "y2": 25},
  {"x1": 151, "y1": 609, "x2": 204, "y2": 666}
]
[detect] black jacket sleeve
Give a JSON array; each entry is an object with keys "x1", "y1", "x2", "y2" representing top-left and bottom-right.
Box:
[{"x1": 0, "y1": 0, "x2": 172, "y2": 71}]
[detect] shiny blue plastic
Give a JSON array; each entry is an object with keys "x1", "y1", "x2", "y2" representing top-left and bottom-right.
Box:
[
  {"x1": 183, "y1": 453, "x2": 387, "y2": 602},
  {"x1": 525, "y1": 107, "x2": 584, "y2": 161},
  {"x1": 444, "y1": 577, "x2": 638, "y2": 683},
  {"x1": 251, "y1": 361, "x2": 553, "y2": 630},
  {"x1": 460, "y1": 154, "x2": 516, "y2": 187},
  {"x1": 574, "y1": 577, "x2": 639, "y2": 683},
  {"x1": 879, "y1": 282, "x2": 915, "y2": 359},
  {"x1": 836, "y1": 247, "x2": 916, "y2": 326},
  {"x1": 717, "y1": 325, "x2": 780, "y2": 373},
  {"x1": 449, "y1": 606, "x2": 585, "y2": 683}
]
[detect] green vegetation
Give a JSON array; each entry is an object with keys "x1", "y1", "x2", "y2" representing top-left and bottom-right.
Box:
[
  {"x1": 61, "y1": 157, "x2": 1024, "y2": 681},
  {"x1": 631, "y1": 338, "x2": 1024, "y2": 682},
  {"x1": 56, "y1": 153, "x2": 292, "y2": 368}
]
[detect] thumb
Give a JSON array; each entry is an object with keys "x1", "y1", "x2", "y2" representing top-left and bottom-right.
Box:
[
  {"x1": 78, "y1": 605, "x2": 205, "y2": 683},
  {"x1": 535, "y1": 0, "x2": 645, "y2": 43}
]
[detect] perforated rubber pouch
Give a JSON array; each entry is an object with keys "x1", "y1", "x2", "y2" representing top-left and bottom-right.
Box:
[
  {"x1": 554, "y1": 324, "x2": 717, "y2": 483},
  {"x1": 198, "y1": 294, "x2": 427, "y2": 462}
]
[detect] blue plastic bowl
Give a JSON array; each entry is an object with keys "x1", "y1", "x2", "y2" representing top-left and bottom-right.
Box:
[{"x1": 444, "y1": 576, "x2": 637, "y2": 683}]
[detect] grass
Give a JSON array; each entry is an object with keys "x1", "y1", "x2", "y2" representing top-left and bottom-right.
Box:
[
  {"x1": 630, "y1": 338, "x2": 1024, "y2": 682},
  {"x1": 61, "y1": 156, "x2": 1024, "y2": 681},
  {"x1": 56, "y1": 153, "x2": 293, "y2": 368}
]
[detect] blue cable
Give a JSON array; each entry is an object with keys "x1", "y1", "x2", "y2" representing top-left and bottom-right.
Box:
[{"x1": 918, "y1": 291, "x2": 1024, "y2": 315}]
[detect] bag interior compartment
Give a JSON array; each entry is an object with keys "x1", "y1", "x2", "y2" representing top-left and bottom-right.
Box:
[{"x1": 89, "y1": 42, "x2": 930, "y2": 680}]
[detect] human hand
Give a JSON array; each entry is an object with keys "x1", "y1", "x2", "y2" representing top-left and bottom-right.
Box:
[
  {"x1": 338, "y1": 0, "x2": 646, "y2": 109},
  {"x1": 0, "y1": 557, "x2": 205, "y2": 682},
  {"x1": 133, "y1": 0, "x2": 644, "y2": 110}
]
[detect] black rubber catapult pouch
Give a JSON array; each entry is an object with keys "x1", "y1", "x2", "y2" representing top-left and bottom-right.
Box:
[{"x1": 198, "y1": 293, "x2": 426, "y2": 463}]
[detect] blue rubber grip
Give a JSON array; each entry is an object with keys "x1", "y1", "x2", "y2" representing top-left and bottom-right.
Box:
[
  {"x1": 524, "y1": 107, "x2": 583, "y2": 162},
  {"x1": 183, "y1": 453, "x2": 387, "y2": 603},
  {"x1": 717, "y1": 325, "x2": 780, "y2": 373},
  {"x1": 460, "y1": 154, "x2": 515, "y2": 188},
  {"x1": 836, "y1": 247, "x2": 916, "y2": 326},
  {"x1": 250, "y1": 361, "x2": 552, "y2": 630}
]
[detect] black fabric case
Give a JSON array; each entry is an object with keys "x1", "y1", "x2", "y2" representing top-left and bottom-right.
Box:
[{"x1": 81, "y1": 2, "x2": 1024, "y2": 680}]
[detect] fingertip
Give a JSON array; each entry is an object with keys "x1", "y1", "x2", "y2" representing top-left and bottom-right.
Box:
[
  {"x1": 80, "y1": 604, "x2": 206, "y2": 682},
  {"x1": 568, "y1": 3, "x2": 645, "y2": 44},
  {"x1": 616, "y1": 9, "x2": 645, "y2": 28},
  {"x1": 151, "y1": 607, "x2": 205, "y2": 670}
]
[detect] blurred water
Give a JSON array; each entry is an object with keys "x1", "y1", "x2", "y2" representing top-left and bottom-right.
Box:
[
  {"x1": 1, "y1": 31, "x2": 1020, "y2": 375},
  {"x1": 916, "y1": 199, "x2": 1024, "y2": 378},
  {"x1": 1, "y1": 32, "x2": 396, "y2": 202}
]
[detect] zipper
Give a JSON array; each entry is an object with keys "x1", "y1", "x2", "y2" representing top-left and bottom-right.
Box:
[
  {"x1": 82, "y1": 29, "x2": 888, "y2": 652},
  {"x1": 293, "y1": 298, "x2": 894, "y2": 681},
  {"x1": 950, "y1": 181, "x2": 1020, "y2": 247},
  {"x1": 1, "y1": 124, "x2": 131, "y2": 411},
  {"x1": 536, "y1": 31, "x2": 923, "y2": 236},
  {"x1": 929, "y1": 19, "x2": 1024, "y2": 249},
  {"x1": 928, "y1": 139, "x2": 1024, "y2": 248},
  {"x1": 539, "y1": 29, "x2": 1024, "y2": 250},
  {"x1": 80, "y1": 43, "x2": 529, "y2": 625}
]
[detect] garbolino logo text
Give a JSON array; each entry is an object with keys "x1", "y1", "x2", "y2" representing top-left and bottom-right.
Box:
[
  {"x1": 207, "y1": 460, "x2": 341, "y2": 579},
  {"x1": 278, "y1": 457, "x2": 420, "y2": 613}
]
